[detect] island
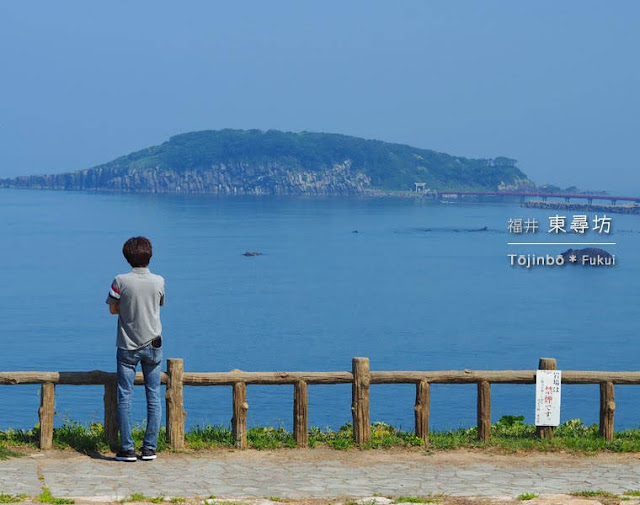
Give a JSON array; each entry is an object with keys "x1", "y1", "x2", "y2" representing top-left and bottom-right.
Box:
[{"x1": 0, "y1": 129, "x2": 532, "y2": 195}]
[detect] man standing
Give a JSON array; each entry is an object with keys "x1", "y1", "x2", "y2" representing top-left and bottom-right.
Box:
[{"x1": 106, "y1": 236, "x2": 165, "y2": 462}]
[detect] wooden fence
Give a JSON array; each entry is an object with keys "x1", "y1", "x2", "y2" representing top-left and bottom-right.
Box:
[{"x1": 0, "y1": 356, "x2": 629, "y2": 450}]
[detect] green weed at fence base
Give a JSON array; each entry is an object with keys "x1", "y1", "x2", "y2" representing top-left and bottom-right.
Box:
[
  {"x1": 0, "y1": 446, "x2": 23, "y2": 460},
  {"x1": 4, "y1": 416, "x2": 640, "y2": 455},
  {"x1": 0, "y1": 495, "x2": 27, "y2": 504}
]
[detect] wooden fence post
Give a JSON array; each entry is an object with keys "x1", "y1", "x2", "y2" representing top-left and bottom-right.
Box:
[
  {"x1": 599, "y1": 381, "x2": 615, "y2": 441},
  {"x1": 414, "y1": 379, "x2": 430, "y2": 443},
  {"x1": 38, "y1": 382, "x2": 55, "y2": 450},
  {"x1": 103, "y1": 380, "x2": 119, "y2": 450},
  {"x1": 536, "y1": 357, "x2": 557, "y2": 440},
  {"x1": 351, "y1": 357, "x2": 370, "y2": 447},
  {"x1": 293, "y1": 379, "x2": 308, "y2": 448},
  {"x1": 165, "y1": 358, "x2": 185, "y2": 449},
  {"x1": 232, "y1": 382, "x2": 248, "y2": 449},
  {"x1": 477, "y1": 380, "x2": 491, "y2": 442}
]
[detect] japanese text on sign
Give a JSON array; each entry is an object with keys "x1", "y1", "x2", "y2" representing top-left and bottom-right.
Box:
[
  {"x1": 508, "y1": 215, "x2": 612, "y2": 234},
  {"x1": 535, "y1": 370, "x2": 561, "y2": 426}
]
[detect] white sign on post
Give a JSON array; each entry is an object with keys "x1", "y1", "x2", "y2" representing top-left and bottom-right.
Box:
[{"x1": 535, "y1": 370, "x2": 561, "y2": 426}]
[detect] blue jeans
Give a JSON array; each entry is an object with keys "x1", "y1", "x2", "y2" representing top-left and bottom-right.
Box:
[{"x1": 116, "y1": 345, "x2": 163, "y2": 451}]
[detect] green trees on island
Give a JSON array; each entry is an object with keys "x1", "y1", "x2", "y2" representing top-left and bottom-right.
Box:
[{"x1": 103, "y1": 129, "x2": 528, "y2": 191}]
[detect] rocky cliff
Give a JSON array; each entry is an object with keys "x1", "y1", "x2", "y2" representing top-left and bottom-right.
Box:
[{"x1": 4, "y1": 160, "x2": 370, "y2": 196}]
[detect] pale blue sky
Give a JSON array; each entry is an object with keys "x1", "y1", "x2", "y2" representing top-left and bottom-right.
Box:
[{"x1": 1, "y1": 1, "x2": 638, "y2": 193}]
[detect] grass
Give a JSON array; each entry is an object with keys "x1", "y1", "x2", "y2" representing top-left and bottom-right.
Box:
[
  {"x1": 429, "y1": 416, "x2": 640, "y2": 453},
  {"x1": 37, "y1": 487, "x2": 74, "y2": 505},
  {"x1": 624, "y1": 491, "x2": 640, "y2": 497},
  {"x1": 517, "y1": 493, "x2": 538, "y2": 501},
  {"x1": 570, "y1": 490, "x2": 618, "y2": 498},
  {"x1": 0, "y1": 495, "x2": 27, "y2": 504},
  {"x1": 121, "y1": 494, "x2": 165, "y2": 503},
  {"x1": 309, "y1": 422, "x2": 423, "y2": 450},
  {"x1": 0, "y1": 446, "x2": 23, "y2": 460},
  {"x1": 5, "y1": 415, "x2": 640, "y2": 455},
  {"x1": 0, "y1": 421, "x2": 167, "y2": 454},
  {"x1": 393, "y1": 497, "x2": 435, "y2": 503}
]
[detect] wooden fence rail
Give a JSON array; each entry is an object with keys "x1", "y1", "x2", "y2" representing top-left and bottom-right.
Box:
[{"x1": 0, "y1": 356, "x2": 629, "y2": 450}]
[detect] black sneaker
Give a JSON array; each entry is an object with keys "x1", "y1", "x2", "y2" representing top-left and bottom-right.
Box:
[
  {"x1": 115, "y1": 449, "x2": 137, "y2": 462},
  {"x1": 140, "y1": 447, "x2": 157, "y2": 461}
]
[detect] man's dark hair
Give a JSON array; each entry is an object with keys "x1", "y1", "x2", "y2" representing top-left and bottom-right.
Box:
[{"x1": 122, "y1": 237, "x2": 153, "y2": 267}]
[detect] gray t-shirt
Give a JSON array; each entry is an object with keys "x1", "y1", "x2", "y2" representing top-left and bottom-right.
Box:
[{"x1": 106, "y1": 267, "x2": 165, "y2": 350}]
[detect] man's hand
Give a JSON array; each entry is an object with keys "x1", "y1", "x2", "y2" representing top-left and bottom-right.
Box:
[{"x1": 109, "y1": 302, "x2": 120, "y2": 315}]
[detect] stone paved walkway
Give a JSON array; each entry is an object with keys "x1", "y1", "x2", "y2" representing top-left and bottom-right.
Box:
[{"x1": 1, "y1": 449, "x2": 640, "y2": 502}]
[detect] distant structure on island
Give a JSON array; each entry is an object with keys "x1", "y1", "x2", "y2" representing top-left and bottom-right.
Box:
[{"x1": 0, "y1": 129, "x2": 532, "y2": 196}]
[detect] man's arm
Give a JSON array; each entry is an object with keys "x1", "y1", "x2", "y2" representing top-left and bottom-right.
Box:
[{"x1": 106, "y1": 278, "x2": 121, "y2": 314}]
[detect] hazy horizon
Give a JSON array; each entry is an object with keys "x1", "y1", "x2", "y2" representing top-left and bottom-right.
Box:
[{"x1": 1, "y1": 1, "x2": 639, "y2": 195}]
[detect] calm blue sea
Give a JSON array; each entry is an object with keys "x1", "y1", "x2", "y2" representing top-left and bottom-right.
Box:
[{"x1": 1, "y1": 188, "x2": 639, "y2": 432}]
